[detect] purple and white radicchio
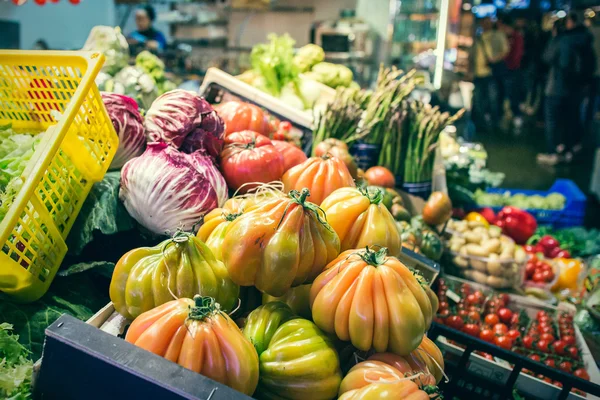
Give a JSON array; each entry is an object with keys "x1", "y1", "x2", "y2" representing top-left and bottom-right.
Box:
[
  {"x1": 101, "y1": 92, "x2": 146, "y2": 169},
  {"x1": 188, "y1": 150, "x2": 228, "y2": 207},
  {"x1": 144, "y1": 89, "x2": 224, "y2": 158},
  {"x1": 120, "y1": 142, "x2": 218, "y2": 235}
]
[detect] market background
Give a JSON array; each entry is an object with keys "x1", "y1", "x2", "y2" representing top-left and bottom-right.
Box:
[{"x1": 1, "y1": 0, "x2": 600, "y2": 399}]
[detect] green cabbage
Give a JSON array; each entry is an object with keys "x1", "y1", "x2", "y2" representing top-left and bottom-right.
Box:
[{"x1": 294, "y1": 44, "x2": 325, "y2": 72}]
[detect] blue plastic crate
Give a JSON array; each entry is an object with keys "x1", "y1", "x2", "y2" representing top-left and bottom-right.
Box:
[{"x1": 484, "y1": 179, "x2": 586, "y2": 228}]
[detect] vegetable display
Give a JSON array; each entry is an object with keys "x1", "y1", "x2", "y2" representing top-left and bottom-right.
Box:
[
  {"x1": 101, "y1": 93, "x2": 146, "y2": 169},
  {"x1": 243, "y1": 301, "x2": 297, "y2": 355},
  {"x1": 220, "y1": 131, "x2": 284, "y2": 193},
  {"x1": 126, "y1": 296, "x2": 259, "y2": 396},
  {"x1": 221, "y1": 188, "x2": 340, "y2": 296},
  {"x1": 216, "y1": 101, "x2": 272, "y2": 136},
  {"x1": 257, "y1": 318, "x2": 342, "y2": 400},
  {"x1": 529, "y1": 226, "x2": 600, "y2": 258},
  {"x1": 310, "y1": 247, "x2": 437, "y2": 355},
  {"x1": 120, "y1": 143, "x2": 220, "y2": 235},
  {"x1": 282, "y1": 155, "x2": 355, "y2": 205},
  {"x1": 109, "y1": 231, "x2": 239, "y2": 319},
  {"x1": 320, "y1": 186, "x2": 402, "y2": 256}
]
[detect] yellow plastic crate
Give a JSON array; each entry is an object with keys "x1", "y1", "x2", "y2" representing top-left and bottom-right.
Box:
[{"x1": 0, "y1": 51, "x2": 118, "y2": 302}]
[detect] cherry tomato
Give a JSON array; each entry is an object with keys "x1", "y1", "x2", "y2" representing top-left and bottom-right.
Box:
[
  {"x1": 537, "y1": 310, "x2": 548, "y2": 320},
  {"x1": 466, "y1": 293, "x2": 477, "y2": 305},
  {"x1": 525, "y1": 262, "x2": 536, "y2": 278},
  {"x1": 532, "y1": 271, "x2": 546, "y2": 283},
  {"x1": 561, "y1": 329, "x2": 575, "y2": 338},
  {"x1": 522, "y1": 336, "x2": 535, "y2": 349},
  {"x1": 438, "y1": 301, "x2": 449, "y2": 310},
  {"x1": 510, "y1": 313, "x2": 520, "y2": 326},
  {"x1": 498, "y1": 308, "x2": 513, "y2": 324},
  {"x1": 467, "y1": 311, "x2": 481, "y2": 322},
  {"x1": 538, "y1": 325, "x2": 554, "y2": 335},
  {"x1": 278, "y1": 121, "x2": 292, "y2": 131},
  {"x1": 541, "y1": 269, "x2": 554, "y2": 282},
  {"x1": 446, "y1": 315, "x2": 465, "y2": 330},
  {"x1": 493, "y1": 323, "x2": 508, "y2": 335},
  {"x1": 528, "y1": 354, "x2": 541, "y2": 362},
  {"x1": 567, "y1": 346, "x2": 579, "y2": 359},
  {"x1": 473, "y1": 290, "x2": 484, "y2": 304},
  {"x1": 562, "y1": 335, "x2": 575, "y2": 346},
  {"x1": 484, "y1": 314, "x2": 500, "y2": 326},
  {"x1": 463, "y1": 323, "x2": 481, "y2": 337},
  {"x1": 536, "y1": 339, "x2": 550, "y2": 353},
  {"x1": 540, "y1": 333, "x2": 555, "y2": 342},
  {"x1": 559, "y1": 361, "x2": 573, "y2": 373},
  {"x1": 480, "y1": 329, "x2": 495, "y2": 343},
  {"x1": 498, "y1": 294, "x2": 510, "y2": 307},
  {"x1": 544, "y1": 358, "x2": 556, "y2": 368},
  {"x1": 439, "y1": 309, "x2": 450, "y2": 318},
  {"x1": 494, "y1": 335, "x2": 513, "y2": 350},
  {"x1": 552, "y1": 340, "x2": 567, "y2": 355},
  {"x1": 574, "y1": 368, "x2": 590, "y2": 381},
  {"x1": 538, "y1": 315, "x2": 551, "y2": 324},
  {"x1": 460, "y1": 284, "x2": 471, "y2": 295},
  {"x1": 482, "y1": 353, "x2": 494, "y2": 361},
  {"x1": 507, "y1": 329, "x2": 521, "y2": 340},
  {"x1": 458, "y1": 309, "x2": 469, "y2": 318}
]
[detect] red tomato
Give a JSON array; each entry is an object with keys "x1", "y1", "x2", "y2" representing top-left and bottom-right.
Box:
[
  {"x1": 541, "y1": 269, "x2": 554, "y2": 282},
  {"x1": 458, "y1": 309, "x2": 469, "y2": 318},
  {"x1": 271, "y1": 140, "x2": 307, "y2": 172},
  {"x1": 552, "y1": 340, "x2": 567, "y2": 356},
  {"x1": 562, "y1": 335, "x2": 575, "y2": 346},
  {"x1": 480, "y1": 329, "x2": 495, "y2": 343},
  {"x1": 473, "y1": 290, "x2": 485, "y2": 304},
  {"x1": 532, "y1": 271, "x2": 546, "y2": 283},
  {"x1": 567, "y1": 346, "x2": 579, "y2": 359},
  {"x1": 561, "y1": 328, "x2": 575, "y2": 337},
  {"x1": 364, "y1": 166, "x2": 395, "y2": 188},
  {"x1": 463, "y1": 323, "x2": 481, "y2": 337},
  {"x1": 537, "y1": 310, "x2": 548, "y2": 320},
  {"x1": 493, "y1": 323, "x2": 508, "y2": 334},
  {"x1": 498, "y1": 308, "x2": 513, "y2": 324},
  {"x1": 574, "y1": 368, "x2": 590, "y2": 381},
  {"x1": 498, "y1": 294, "x2": 510, "y2": 307},
  {"x1": 446, "y1": 315, "x2": 465, "y2": 330},
  {"x1": 507, "y1": 329, "x2": 521, "y2": 340},
  {"x1": 540, "y1": 333, "x2": 555, "y2": 342},
  {"x1": 528, "y1": 354, "x2": 541, "y2": 362},
  {"x1": 510, "y1": 313, "x2": 520, "y2": 326},
  {"x1": 536, "y1": 339, "x2": 550, "y2": 353},
  {"x1": 525, "y1": 262, "x2": 536, "y2": 278},
  {"x1": 438, "y1": 301, "x2": 449, "y2": 310},
  {"x1": 466, "y1": 294, "x2": 477, "y2": 305},
  {"x1": 538, "y1": 325, "x2": 554, "y2": 335},
  {"x1": 544, "y1": 358, "x2": 556, "y2": 368},
  {"x1": 217, "y1": 101, "x2": 270, "y2": 136},
  {"x1": 559, "y1": 361, "x2": 573, "y2": 373},
  {"x1": 439, "y1": 309, "x2": 450, "y2": 318},
  {"x1": 484, "y1": 314, "x2": 500, "y2": 326},
  {"x1": 220, "y1": 131, "x2": 284, "y2": 193},
  {"x1": 467, "y1": 311, "x2": 481, "y2": 322},
  {"x1": 494, "y1": 335, "x2": 513, "y2": 350}
]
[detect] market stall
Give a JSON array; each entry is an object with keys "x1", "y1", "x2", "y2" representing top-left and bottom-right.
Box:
[{"x1": 1, "y1": 27, "x2": 600, "y2": 400}]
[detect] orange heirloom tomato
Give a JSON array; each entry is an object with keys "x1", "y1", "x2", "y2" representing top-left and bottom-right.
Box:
[
  {"x1": 221, "y1": 188, "x2": 341, "y2": 297},
  {"x1": 310, "y1": 247, "x2": 436, "y2": 355},
  {"x1": 320, "y1": 186, "x2": 402, "y2": 256},
  {"x1": 262, "y1": 283, "x2": 312, "y2": 319},
  {"x1": 272, "y1": 140, "x2": 308, "y2": 172},
  {"x1": 368, "y1": 336, "x2": 445, "y2": 385},
  {"x1": 338, "y1": 361, "x2": 434, "y2": 400},
  {"x1": 282, "y1": 155, "x2": 355, "y2": 205},
  {"x1": 126, "y1": 296, "x2": 259, "y2": 396}
]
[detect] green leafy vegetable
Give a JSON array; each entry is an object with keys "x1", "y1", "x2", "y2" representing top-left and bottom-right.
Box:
[
  {"x1": 531, "y1": 226, "x2": 600, "y2": 258},
  {"x1": 66, "y1": 171, "x2": 135, "y2": 256},
  {"x1": 305, "y1": 62, "x2": 354, "y2": 89},
  {"x1": 250, "y1": 34, "x2": 301, "y2": 99},
  {"x1": 293, "y1": 44, "x2": 325, "y2": 73},
  {"x1": 0, "y1": 323, "x2": 32, "y2": 399}
]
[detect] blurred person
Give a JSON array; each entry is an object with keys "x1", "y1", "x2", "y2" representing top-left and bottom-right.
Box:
[
  {"x1": 128, "y1": 5, "x2": 167, "y2": 53},
  {"x1": 472, "y1": 17, "x2": 510, "y2": 131},
  {"x1": 520, "y1": 19, "x2": 551, "y2": 119},
  {"x1": 498, "y1": 14, "x2": 525, "y2": 129},
  {"x1": 538, "y1": 16, "x2": 595, "y2": 165}
]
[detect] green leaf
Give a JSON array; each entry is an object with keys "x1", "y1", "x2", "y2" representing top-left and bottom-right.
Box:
[
  {"x1": 58, "y1": 261, "x2": 115, "y2": 279},
  {"x1": 66, "y1": 171, "x2": 135, "y2": 256},
  {"x1": 0, "y1": 323, "x2": 32, "y2": 399}
]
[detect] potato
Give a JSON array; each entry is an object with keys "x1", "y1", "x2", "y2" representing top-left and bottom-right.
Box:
[
  {"x1": 450, "y1": 242, "x2": 462, "y2": 252},
  {"x1": 465, "y1": 243, "x2": 489, "y2": 257},
  {"x1": 450, "y1": 236, "x2": 466, "y2": 246},
  {"x1": 486, "y1": 253, "x2": 503, "y2": 277},
  {"x1": 463, "y1": 270, "x2": 475, "y2": 280},
  {"x1": 500, "y1": 246, "x2": 515, "y2": 259},
  {"x1": 487, "y1": 275, "x2": 511, "y2": 289},
  {"x1": 467, "y1": 220, "x2": 486, "y2": 229},
  {"x1": 482, "y1": 238, "x2": 501, "y2": 254},
  {"x1": 514, "y1": 246, "x2": 527, "y2": 263},
  {"x1": 453, "y1": 256, "x2": 469, "y2": 268},
  {"x1": 488, "y1": 225, "x2": 502, "y2": 238},
  {"x1": 471, "y1": 258, "x2": 488, "y2": 272},
  {"x1": 464, "y1": 231, "x2": 482, "y2": 244},
  {"x1": 455, "y1": 221, "x2": 468, "y2": 233},
  {"x1": 472, "y1": 270, "x2": 489, "y2": 285}
]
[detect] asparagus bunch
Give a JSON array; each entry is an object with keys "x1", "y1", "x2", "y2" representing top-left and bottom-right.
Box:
[
  {"x1": 312, "y1": 87, "x2": 370, "y2": 153},
  {"x1": 403, "y1": 103, "x2": 465, "y2": 183}
]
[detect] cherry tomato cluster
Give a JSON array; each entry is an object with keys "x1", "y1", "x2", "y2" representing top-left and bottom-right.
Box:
[
  {"x1": 435, "y1": 279, "x2": 590, "y2": 391},
  {"x1": 524, "y1": 255, "x2": 555, "y2": 284},
  {"x1": 272, "y1": 121, "x2": 292, "y2": 141},
  {"x1": 524, "y1": 235, "x2": 570, "y2": 259}
]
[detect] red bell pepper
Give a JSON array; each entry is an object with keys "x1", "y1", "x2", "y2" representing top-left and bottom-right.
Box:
[
  {"x1": 495, "y1": 206, "x2": 537, "y2": 244},
  {"x1": 478, "y1": 207, "x2": 497, "y2": 224}
]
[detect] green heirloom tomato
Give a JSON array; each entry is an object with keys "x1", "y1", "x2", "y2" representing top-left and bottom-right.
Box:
[
  {"x1": 420, "y1": 229, "x2": 443, "y2": 261},
  {"x1": 258, "y1": 319, "x2": 342, "y2": 400},
  {"x1": 243, "y1": 301, "x2": 297, "y2": 355}
]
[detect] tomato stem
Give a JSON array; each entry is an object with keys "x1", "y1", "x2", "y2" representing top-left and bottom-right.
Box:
[
  {"x1": 359, "y1": 246, "x2": 388, "y2": 266},
  {"x1": 224, "y1": 212, "x2": 243, "y2": 222},
  {"x1": 358, "y1": 185, "x2": 384, "y2": 205},
  {"x1": 284, "y1": 189, "x2": 334, "y2": 232},
  {"x1": 188, "y1": 295, "x2": 220, "y2": 320}
]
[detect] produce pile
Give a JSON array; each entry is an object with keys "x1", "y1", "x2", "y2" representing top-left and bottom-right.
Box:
[
  {"x1": 475, "y1": 190, "x2": 567, "y2": 210},
  {"x1": 435, "y1": 278, "x2": 591, "y2": 396}
]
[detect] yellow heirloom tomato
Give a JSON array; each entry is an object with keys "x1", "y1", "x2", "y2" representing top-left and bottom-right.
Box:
[
  {"x1": 310, "y1": 246, "x2": 437, "y2": 355},
  {"x1": 109, "y1": 232, "x2": 239, "y2": 320},
  {"x1": 221, "y1": 188, "x2": 340, "y2": 297},
  {"x1": 243, "y1": 301, "x2": 297, "y2": 355},
  {"x1": 262, "y1": 284, "x2": 312, "y2": 319},
  {"x1": 126, "y1": 296, "x2": 259, "y2": 396},
  {"x1": 320, "y1": 186, "x2": 402, "y2": 256}
]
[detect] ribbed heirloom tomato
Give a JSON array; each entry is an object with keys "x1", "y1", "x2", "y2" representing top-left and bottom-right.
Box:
[
  {"x1": 126, "y1": 296, "x2": 259, "y2": 396},
  {"x1": 262, "y1": 284, "x2": 312, "y2": 319},
  {"x1": 109, "y1": 232, "x2": 239, "y2": 320},
  {"x1": 242, "y1": 301, "x2": 297, "y2": 355},
  {"x1": 271, "y1": 140, "x2": 308, "y2": 172},
  {"x1": 197, "y1": 197, "x2": 247, "y2": 261},
  {"x1": 310, "y1": 246, "x2": 438, "y2": 355},
  {"x1": 220, "y1": 131, "x2": 284, "y2": 193},
  {"x1": 282, "y1": 154, "x2": 355, "y2": 205},
  {"x1": 338, "y1": 361, "x2": 437, "y2": 400},
  {"x1": 320, "y1": 186, "x2": 402, "y2": 256},
  {"x1": 221, "y1": 188, "x2": 340, "y2": 296}
]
